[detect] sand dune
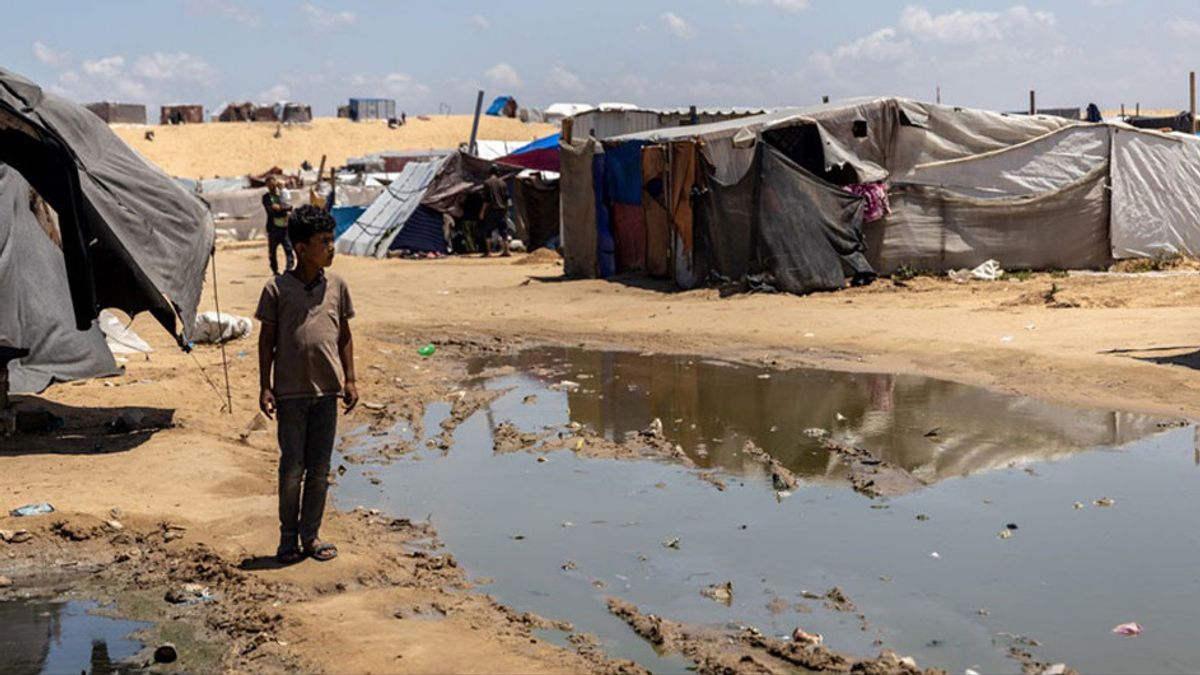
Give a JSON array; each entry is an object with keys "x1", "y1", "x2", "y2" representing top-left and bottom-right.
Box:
[{"x1": 111, "y1": 116, "x2": 558, "y2": 178}]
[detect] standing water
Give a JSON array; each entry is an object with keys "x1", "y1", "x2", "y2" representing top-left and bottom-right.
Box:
[
  {"x1": 338, "y1": 347, "x2": 1194, "y2": 674},
  {"x1": 0, "y1": 600, "x2": 148, "y2": 675}
]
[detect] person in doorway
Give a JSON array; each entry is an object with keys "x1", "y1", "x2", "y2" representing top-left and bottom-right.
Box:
[
  {"x1": 480, "y1": 164, "x2": 511, "y2": 257},
  {"x1": 256, "y1": 205, "x2": 359, "y2": 564},
  {"x1": 263, "y1": 177, "x2": 294, "y2": 275}
]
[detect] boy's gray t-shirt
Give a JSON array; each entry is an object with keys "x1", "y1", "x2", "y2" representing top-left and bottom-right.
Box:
[{"x1": 255, "y1": 270, "x2": 355, "y2": 400}]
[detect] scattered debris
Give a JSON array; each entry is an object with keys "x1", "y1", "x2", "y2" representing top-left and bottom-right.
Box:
[
  {"x1": 663, "y1": 537, "x2": 681, "y2": 550},
  {"x1": 1094, "y1": 497, "x2": 1116, "y2": 508},
  {"x1": 1112, "y1": 622, "x2": 1142, "y2": 637},
  {"x1": 164, "y1": 583, "x2": 213, "y2": 605},
  {"x1": 10, "y1": 502, "x2": 55, "y2": 517},
  {"x1": 916, "y1": 514, "x2": 931, "y2": 522},
  {"x1": 153, "y1": 643, "x2": 179, "y2": 664},
  {"x1": 823, "y1": 587, "x2": 856, "y2": 613},
  {"x1": 701, "y1": 581, "x2": 733, "y2": 605},
  {"x1": 697, "y1": 472, "x2": 727, "y2": 491},
  {"x1": 0, "y1": 575, "x2": 12, "y2": 587},
  {"x1": 791, "y1": 627, "x2": 823, "y2": 645}
]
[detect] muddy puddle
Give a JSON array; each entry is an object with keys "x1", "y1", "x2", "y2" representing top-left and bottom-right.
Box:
[
  {"x1": 339, "y1": 347, "x2": 1196, "y2": 674},
  {"x1": 0, "y1": 600, "x2": 148, "y2": 675}
]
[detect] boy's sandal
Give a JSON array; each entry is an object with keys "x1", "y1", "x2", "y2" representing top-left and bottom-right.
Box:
[
  {"x1": 304, "y1": 541, "x2": 338, "y2": 562},
  {"x1": 276, "y1": 547, "x2": 304, "y2": 565}
]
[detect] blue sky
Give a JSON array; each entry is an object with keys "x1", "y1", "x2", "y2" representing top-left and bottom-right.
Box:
[{"x1": 7, "y1": 0, "x2": 1200, "y2": 116}]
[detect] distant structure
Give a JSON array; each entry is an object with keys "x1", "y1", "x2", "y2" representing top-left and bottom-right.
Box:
[
  {"x1": 84, "y1": 102, "x2": 146, "y2": 124},
  {"x1": 347, "y1": 98, "x2": 396, "y2": 122},
  {"x1": 160, "y1": 104, "x2": 204, "y2": 125}
]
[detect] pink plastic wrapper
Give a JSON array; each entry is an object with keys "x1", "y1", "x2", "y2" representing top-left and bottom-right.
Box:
[{"x1": 1111, "y1": 622, "x2": 1143, "y2": 636}]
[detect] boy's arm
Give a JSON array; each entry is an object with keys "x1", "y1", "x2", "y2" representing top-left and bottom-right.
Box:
[
  {"x1": 258, "y1": 322, "x2": 277, "y2": 419},
  {"x1": 338, "y1": 320, "x2": 358, "y2": 413}
]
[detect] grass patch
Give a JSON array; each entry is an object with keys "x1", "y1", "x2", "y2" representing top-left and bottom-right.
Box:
[
  {"x1": 1001, "y1": 270, "x2": 1035, "y2": 282},
  {"x1": 892, "y1": 263, "x2": 938, "y2": 281}
]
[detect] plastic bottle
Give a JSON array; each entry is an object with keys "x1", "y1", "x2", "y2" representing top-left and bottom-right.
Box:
[{"x1": 417, "y1": 344, "x2": 436, "y2": 358}]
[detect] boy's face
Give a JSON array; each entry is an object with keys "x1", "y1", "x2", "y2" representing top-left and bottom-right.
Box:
[{"x1": 294, "y1": 231, "x2": 335, "y2": 268}]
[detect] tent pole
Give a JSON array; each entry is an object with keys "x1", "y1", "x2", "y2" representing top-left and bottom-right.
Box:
[
  {"x1": 1029, "y1": 90, "x2": 1036, "y2": 115},
  {"x1": 1190, "y1": 71, "x2": 1196, "y2": 133},
  {"x1": 209, "y1": 246, "x2": 233, "y2": 413},
  {"x1": 469, "y1": 90, "x2": 484, "y2": 156}
]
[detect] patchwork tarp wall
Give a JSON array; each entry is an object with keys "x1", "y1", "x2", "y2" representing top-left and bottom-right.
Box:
[
  {"x1": 337, "y1": 157, "x2": 447, "y2": 258},
  {"x1": 0, "y1": 68, "x2": 214, "y2": 343},
  {"x1": 0, "y1": 167, "x2": 120, "y2": 393},
  {"x1": 513, "y1": 173, "x2": 560, "y2": 250}
]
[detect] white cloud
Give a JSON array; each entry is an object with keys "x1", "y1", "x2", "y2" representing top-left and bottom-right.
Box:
[
  {"x1": 469, "y1": 14, "x2": 490, "y2": 30},
  {"x1": 899, "y1": 5, "x2": 1055, "y2": 46},
  {"x1": 833, "y1": 27, "x2": 912, "y2": 61},
  {"x1": 82, "y1": 56, "x2": 125, "y2": 78},
  {"x1": 32, "y1": 41, "x2": 70, "y2": 66},
  {"x1": 302, "y1": 2, "x2": 355, "y2": 31},
  {"x1": 660, "y1": 11, "x2": 696, "y2": 40},
  {"x1": 547, "y1": 65, "x2": 584, "y2": 93},
  {"x1": 1088, "y1": 0, "x2": 1123, "y2": 6},
  {"x1": 485, "y1": 62, "x2": 522, "y2": 88},
  {"x1": 1168, "y1": 17, "x2": 1200, "y2": 38},
  {"x1": 132, "y1": 53, "x2": 218, "y2": 85},
  {"x1": 635, "y1": 23, "x2": 651, "y2": 34},
  {"x1": 184, "y1": 0, "x2": 258, "y2": 26},
  {"x1": 731, "y1": 0, "x2": 808, "y2": 11},
  {"x1": 257, "y1": 84, "x2": 290, "y2": 101}
]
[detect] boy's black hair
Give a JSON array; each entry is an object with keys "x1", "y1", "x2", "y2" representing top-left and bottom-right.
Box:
[{"x1": 287, "y1": 204, "x2": 335, "y2": 245}]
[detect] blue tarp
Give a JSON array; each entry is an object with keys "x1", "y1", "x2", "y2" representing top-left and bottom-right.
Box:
[
  {"x1": 510, "y1": 133, "x2": 561, "y2": 155},
  {"x1": 389, "y1": 205, "x2": 447, "y2": 253},
  {"x1": 593, "y1": 152, "x2": 615, "y2": 278},
  {"x1": 333, "y1": 206, "x2": 366, "y2": 239},
  {"x1": 602, "y1": 141, "x2": 644, "y2": 206},
  {"x1": 486, "y1": 96, "x2": 513, "y2": 116}
]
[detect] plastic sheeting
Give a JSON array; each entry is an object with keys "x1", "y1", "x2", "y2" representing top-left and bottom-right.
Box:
[
  {"x1": 0, "y1": 68, "x2": 214, "y2": 341},
  {"x1": 389, "y1": 205, "x2": 448, "y2": 253},
  {"x1": 903, "y1": 125, "x2": 1110, "y2": 198},
  {"x1": 641, "y1": 147, "x2": 672, "y2": 278},
  {"x1": 757, "y1": 148, "x2": 871, "y2": 293},
  {"x1": 560, "y1": 139, "x2": 598, "y2": 278},
  {"x1": 1110, "y1": 128, "x2": 1200, "y2": 258},
  {"x1": 0, "y1": 166, "x2": 119, "y2": 393},
  {"x1": 513, "y1": 174, "x2": 560, "y2": 251},
  {"x1": 337, "y1": 157, "x2": 447, "y2": 258},
  {"x1": 873, "y1": 163, "x2": 1111, "y2": 274}
]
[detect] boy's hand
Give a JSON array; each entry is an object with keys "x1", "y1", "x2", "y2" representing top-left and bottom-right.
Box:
[
  {"x1": 343, "y1": 381, "x2": 359, "y2": 413},
  {"x1": 259, "y1": 388, "x2": 276, "y2": 420}
]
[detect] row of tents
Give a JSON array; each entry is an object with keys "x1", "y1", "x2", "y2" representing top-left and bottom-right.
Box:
[{"x1": 556, "y1": 97, "x2": 1200, "y2": 294}]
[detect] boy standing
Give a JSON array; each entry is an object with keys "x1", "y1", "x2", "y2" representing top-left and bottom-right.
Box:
[{"x1": 256, "y1": 205, "x2": 359, "y2": 564}]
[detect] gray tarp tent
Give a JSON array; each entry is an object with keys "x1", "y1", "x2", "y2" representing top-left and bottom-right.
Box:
[
  {"x1": 337, "y1": 157, "x2": 448, "y2": 257},
  {"x1": 0, "y1": 68, "x2": 213, "y2": 391}
]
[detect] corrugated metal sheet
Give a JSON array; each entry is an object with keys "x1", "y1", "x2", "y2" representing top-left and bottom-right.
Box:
[
  {"x1": 336, "y1": 157, "x2": 447, "y2": 257},
  {"x1": 349, "y1": 98, "x2": 396, "y2": 121},
  {"x1": 570, "y1": 109, "x2": 661, "y2": 139}
]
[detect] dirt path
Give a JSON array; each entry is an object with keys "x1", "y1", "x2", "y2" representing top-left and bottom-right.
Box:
[{"x1": 1, "y1": 245, "x2": 1197, "y2": 672}]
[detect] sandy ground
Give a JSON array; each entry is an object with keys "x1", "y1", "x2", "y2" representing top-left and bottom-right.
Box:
[
  {"x1": 2, "y1": 246, "x2": 1198, "y2": 672},
  {"x1": 110, "y1": 117, "x2": 558, "y2": 178}
]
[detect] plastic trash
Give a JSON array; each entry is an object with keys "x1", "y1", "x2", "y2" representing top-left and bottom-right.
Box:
[
  {"x1": 10, "y1": 503, "x2": 54, "y2": 517},
  {"x1": 791, "y1": 627, "x2": 824, "y2": 645},
  {"x1": 417, "y1": 344, "x2": 436, "y2": 358},
  {"x1": 1112, "y1": 622, "x2": 1142, "y2": 637},
  {"x1": 99, "y1": 310, "x2": 152, "y2": 354},
  {"x1": 191, "y1": 311, "x2": 253, "y2": 344},
  {"x1": 971, "y1": 259, "x2": 1004, "y2": 281}
]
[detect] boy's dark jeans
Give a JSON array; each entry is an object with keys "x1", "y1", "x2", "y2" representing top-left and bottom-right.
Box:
[
  {"x1": 276, "y1": 396, "x2": 337, "y2": 546},
  {"x1": 268, "y1": 226, "x2": 294, "y2": 275}
]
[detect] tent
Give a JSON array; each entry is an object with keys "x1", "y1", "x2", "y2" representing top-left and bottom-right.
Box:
[
  {"x1": 486, "y1": 96, "x2": 518, "y2": 118},
  {"x1": 0, "y1": 68, "x2": 214, "y2": 391},
  {"x1": 499, "y1": 133, "x2": 560, "y2": 172},
  {"x1": 337, "y1": 157, "x2": 448, "y2": 257},
  {"x1": 560, "y1": 96, "x2": 1200, "y2": 293}
]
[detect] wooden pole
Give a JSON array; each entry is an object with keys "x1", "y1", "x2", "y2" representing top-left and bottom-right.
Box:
[
  {"x1": 562, "y1": 117, "x2": 574, "y2": 145},
  {"x1": 468, "y1": 90, "x2": 484, "y2": 156},
  {"x1": 822, "y1": 95, "x2": 830, "y2": 104},
  {"x1": 1029, "y1": 90, "x2": 1036, "y2": 115},
  {"x1": 936, "y1": 86, "x2": 941, "y2": 105},
  {"x1": 1121, "y1": 103, "x2": 1125, "y2": 117},
  {"x1": 1191, "y1": 71, "x2": 1196, "y2": 132}
]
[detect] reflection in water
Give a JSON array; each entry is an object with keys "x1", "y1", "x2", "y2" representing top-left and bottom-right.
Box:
[
  {"x1": 0, "y1": 600, "x2": 146, "y2": 675},
  {"x1": 470, "y1": 347, "x2": 1166, "y2": 490}
]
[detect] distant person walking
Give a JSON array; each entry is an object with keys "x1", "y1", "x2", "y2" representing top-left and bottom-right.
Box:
[
  {"x1": 263, "y1": 177, "x2": 294, "y2": 274},
  {"x1": 480, "y1": 165, "x2": 511, "y2": 257},
  {"x1": 256, "y1": 205, "x2": 358, "y2": 565}
]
